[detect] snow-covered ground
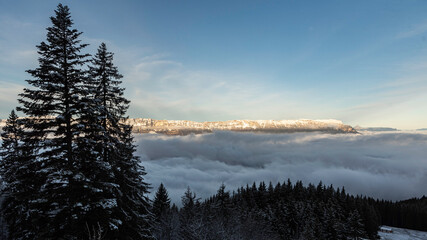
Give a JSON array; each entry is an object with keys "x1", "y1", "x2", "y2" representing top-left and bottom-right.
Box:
[{"x1": 379, "y1": 226, "x2": 427, "y2": 240}]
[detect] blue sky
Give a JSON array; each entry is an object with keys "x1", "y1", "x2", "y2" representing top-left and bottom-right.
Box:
[{"x1": 1, "y1": 1, "x2": 427, "y2": 129}]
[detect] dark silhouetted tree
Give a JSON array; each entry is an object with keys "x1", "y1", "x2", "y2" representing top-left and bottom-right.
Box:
[
  {"x1": 11, "y1": 4, "x2": 153, "y2": 239},
  {"x1": 16, "y1": 3, "x2": 91, "y2": 238},
  {"x1": 152, "y1": 183, "x2": 172, "y2": 239},
  {"x1": 0, "y1": 110, "x2": 31, "y2": 238},
  {"x1": 86, "y1": 43, "x2": 153, "y2": 239},
  {"x1": 152, "y1": 183, "x2": 171, "y2": 219}
]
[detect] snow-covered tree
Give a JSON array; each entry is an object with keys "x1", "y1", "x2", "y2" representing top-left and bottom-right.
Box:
[
  {"x1": 0, "y1": 110, "x2": 43, "y2": 239},
  {"x1": 346, "y1": 209, "x2": 365, "y2": 240},
  {"x1": 12, "y1": 4, "x2": 153, "y2": 239},
  {"x1": 0, "y1": 109, "x2": 44, "y2": 239},
  {"x1": 152, "y1": 183, "x2": 171, "y2": 219},
  {"x1": 87, "y1": 43, "x2": 153, "y2": 239},
  {"x1": 152, "y1": 183, "x2": 172, "y2": 239},
  {"x1": 0, "y1": 111, "x2": 22, "y2": 189},
  {"x1": 0, "y1": 111, "x2": 19, "y2": 239},
  {"x1": 179, "y1": 187, "x2": 205, "y2": 239},
  {"x1": 16, "y1": 3, "x2": 93, "y2": 238}
]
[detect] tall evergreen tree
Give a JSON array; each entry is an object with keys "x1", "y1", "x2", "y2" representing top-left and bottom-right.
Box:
[
  {"x1": 18, "y1": 3, "x2": 90, "y2": 166},
  {"x1": 0, "y1": 111, "x2": 20, "y2": 239},
  {"x1": 0, "y1": 110, "x2": 42, "y2": 239},
  {"x1": 114, "y1": 124, "x2": 153, "y2": 239},
  {"x1": 12, "y1": 4, "x2": 153, "y2": 239},
  {"x1": 16, "y1": 4, "x2": 92, "y2": 238},
  {"x1": 179, "y1": 187, "x2": 203, "y2": 239},
  {"x1": 152, "y1": 183, "x2": 172, "y2": 239},
  {"x1": 152, "y1": 183, "x2": 171, "y2": 219},
  {"x1": 346, "y1": 209, "x2": 365, "y2": 240},
  {"x1": 87, "y1": 43, "x2": 153, "y2": 239},
  {"x1": 0, "y1": 111, "x2": 23, "y2": 238},
  {"x1": 0, "y1": 111, "x2": 22, "y2": 189}
]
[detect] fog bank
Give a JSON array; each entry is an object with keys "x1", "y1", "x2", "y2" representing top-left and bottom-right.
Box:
[{"x1": 135, "y1": 131, "x2": 427, "y2": 204}]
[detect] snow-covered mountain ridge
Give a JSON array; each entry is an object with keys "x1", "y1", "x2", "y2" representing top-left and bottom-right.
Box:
[
  {"x1": 126, "y1": 118, "x2": 357, "y2": 135},
  {"x1": 0, "y1": 118, "x2": 357, "y2": 135}
]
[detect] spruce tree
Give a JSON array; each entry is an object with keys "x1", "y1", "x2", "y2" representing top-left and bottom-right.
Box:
[
  {"x1": 16, "y1": 4, "x2": 92, "y2": 238},
  {"x1": 0, "y1": 110, "x2": 43, "y2": 239},
  {"x1": 0, "y1": 111, "x2": 21, "y2": 187},
  {"x1": 9, "y1": 4, "x2": 154, "y2": 238},
  {"x1": 179, "y1": 187, "x2": 201, "y2": 239},
  {"x1": 152, "y1": 183, "x2": 171, "y2": 219},
  {"x1": 0, "y1": 111, "x2": 19, "y2": 239},
  {"x1": 152, "y1": 183, "x2": 172, "y2": 239},
  {"x1": 346, "y1": 209, "x2": 365, "y2": 240},
  {"x1": 87, "y1": 43, "x2": 153, "y2": 239},
  {"x1": 0, "y1": 111, "x2": 21, "y2": 238}
]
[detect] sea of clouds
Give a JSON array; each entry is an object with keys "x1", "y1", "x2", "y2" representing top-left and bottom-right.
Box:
[{"x1": 135, "y1": 131, "x2": 427, "y2": 204}]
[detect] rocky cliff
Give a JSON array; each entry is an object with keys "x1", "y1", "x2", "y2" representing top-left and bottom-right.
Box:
[
  {"x1": 126, "y1": 118, "x2": 357, "y2": 135},
  {"x1": 0, "y1": 118, "x2": 357, "y2": 135}
]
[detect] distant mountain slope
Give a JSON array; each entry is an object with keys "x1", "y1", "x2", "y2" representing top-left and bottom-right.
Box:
[
  {"x1": 126, "y1": 118, "x2": 357, "y2": 135},
  {"x1": 0, "y1": 118, "x2": 357, "y2": 135},
  {"x1": 354, "y1": 126, "x2": 399, "y2": 132},
  {"x1": 361, "y1": 127, "x2": 399, "y2": 132}
]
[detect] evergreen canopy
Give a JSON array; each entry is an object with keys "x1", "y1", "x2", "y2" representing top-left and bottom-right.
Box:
[{"x1": 1, "y1": 4, "x2": 153, "y2": 239}]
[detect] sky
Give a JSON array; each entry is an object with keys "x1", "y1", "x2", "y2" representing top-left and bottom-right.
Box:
[
  {"x1": 1, "y1": 1, "x2": 427, "y2": 129},
  {"x1": 136, "y1": 131, "x2": 427, "y2": 205}
]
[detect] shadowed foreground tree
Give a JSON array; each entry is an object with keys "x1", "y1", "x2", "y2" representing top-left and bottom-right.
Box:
[
  {"x1": 0, "y1": 4, "x2": 153, "y2": 239},
  {"x1": 0, "y1": 110, "x2": 36, "y2": 239},
  {"x1": 16, "y1": 4, "x2": 92, "y2": 237},
  {"x1": 82, "y1": 42, "x2": 153, "y2": 239}
]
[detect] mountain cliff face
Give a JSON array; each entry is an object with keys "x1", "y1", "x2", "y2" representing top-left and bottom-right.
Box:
[
  {"x1": 0, "y1": 118, "x2": 357, "y2": 135},
  {"x1": 125, "y1": 118, "x2": 357, "y2": 135}
]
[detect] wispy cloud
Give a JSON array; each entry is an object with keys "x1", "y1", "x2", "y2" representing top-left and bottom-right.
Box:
[
  {"x1": 119, "y1": 53, "x2": 427, "y2": 129},
  {"x1": 2, "y1": 14, "x2": 427, "y2": 129},
  {"x1": 396, "y1": 22, "x2": 427, "y2": 39},
  {"x1": 0, "y1": 81, "x2": 24, "y2": 117},
  {"x1": 0, "y1": 17, "x2": 42, "y2": 67},
  {"x1": 121, "y1": 55, "x2": 309, "y2": 121}
]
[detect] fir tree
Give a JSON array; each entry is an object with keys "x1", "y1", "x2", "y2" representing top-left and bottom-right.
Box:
[
  {"x1": 0, "y1": 110, "x2": 42, "y2": 239},
  {"x1": 346, "y1": 209, "x2": 365, "y2": 240},
  {"x1": 0, "y1": 111, "x2": 21, "y2": 238},
  {"x1": 114, "y1": 125, "x2": 153, "y2": 239},
  {"x1": 16, "y1": 4, "x2": 92, "y2": 238},
  {"x1": 12, "y1": 4, "x2": 153, "y2": 239},
  {"x1": 0, "y1": 111, "x2": 21, "y2": 188},
  {"x1": 0, "y1": 111, "x2": 19, "y2": 239},
  {"x1": 87, "y1": 43, "x2": 153, "y2": 239},
  {"x1": 152, "y1": 183, "x2": 171, "y2": 219},
  {"x1": 152, "y1": 183, "x2": 172, "y2": 239},
  {"x1": 179, "y1": 187, "x2": 203, "y2": 239}
]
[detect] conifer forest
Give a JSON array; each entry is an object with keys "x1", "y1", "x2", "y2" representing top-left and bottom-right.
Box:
[{"x1": 0, "y1": 4, "x2": 426, "y2": 240}]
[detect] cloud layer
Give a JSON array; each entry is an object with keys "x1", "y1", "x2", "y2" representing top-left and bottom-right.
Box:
[{"x1": 136, "y1": 131, "x2": 427, "y2": 204}]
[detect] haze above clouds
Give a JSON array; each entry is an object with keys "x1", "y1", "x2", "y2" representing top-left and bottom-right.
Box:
[
  {"x1": 136, "y1": 131, "x2": 427, "y2": 204},
  {"x1": 2, "y1": 1, "x2": 427, "y2": 129}
]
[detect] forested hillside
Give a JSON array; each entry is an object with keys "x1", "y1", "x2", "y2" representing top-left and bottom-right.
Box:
[
  {"x1": 151, "y1": 181, "x2": 427, "y2": 240},
  {"x1": 376, "y1": 196, "x2": 427, "y2": 232},
  {"x1": 151, "y1": 181, "x2": 379, "y2": 240}
]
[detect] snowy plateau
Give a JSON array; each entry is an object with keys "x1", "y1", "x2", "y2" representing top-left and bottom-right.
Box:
[
  {"x1": 0, "y1": 118, "x2": 357, "y2": 135},
  {"x1": 125, "y1": 118, "x2": 357, "y2": 135},
  {"x1": 378, "y1": 226, "x2": 427, "y2": 240}
]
